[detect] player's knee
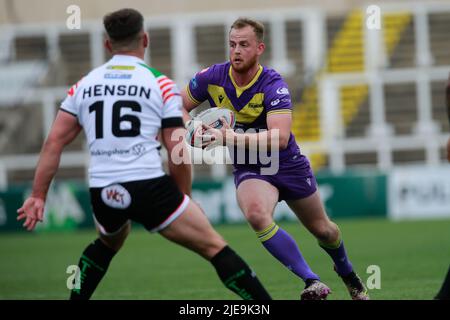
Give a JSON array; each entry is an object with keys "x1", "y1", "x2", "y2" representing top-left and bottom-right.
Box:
[
  {"x1": 312, "y1": 222, "x2": 337, "y2": 244},
  {"x1": 329, "y1": 222, "x2": 340, "y2": 241},
  {"x1": 99, "y1": 222, "x2": 131, "y2": 252},
  {"x1": 244, "y1": 203, "x2": 272, "y2": 230}
]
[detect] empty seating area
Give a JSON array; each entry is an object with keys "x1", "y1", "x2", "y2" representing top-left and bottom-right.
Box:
[
  {"x1": 148, "y1": 27, "x2": 172, "y2": 78},
  {"x1": 430, "y1": 13, "x2": 450, "y2": 66}
]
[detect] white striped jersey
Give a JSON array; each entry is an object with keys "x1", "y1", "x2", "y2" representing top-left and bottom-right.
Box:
[{"x1": 61, "y1": 54, "x2": 183, "y2": 187}]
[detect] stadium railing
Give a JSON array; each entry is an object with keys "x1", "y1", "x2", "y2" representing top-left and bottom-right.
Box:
[{"x1": 1, "y1": 3, "x2": 450, "y2": 188}]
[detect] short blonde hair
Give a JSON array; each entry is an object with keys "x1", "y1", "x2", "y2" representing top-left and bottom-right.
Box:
[{"x1": 230, "y1": 17, "x2": 265, "y2": 42}]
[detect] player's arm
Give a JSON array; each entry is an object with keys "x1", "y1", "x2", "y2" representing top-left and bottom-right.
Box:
[
  {"x1": 180, "y1": 88, "x2": 200, "y2": 125},
  {"x1": 266, "y1": 113, "x2": 292, "y2": 149},
  {"x1": 161, "y1": 124, "x2": 192, "y2": 197},
  {"x1": 232, "y1": 113, "x2": 290, "y2": 149},
  {"x1": 17, "y1": 110, "x2": 82, "y2": 231},
  {"x1": 161, "y1": 79, "x2": 193, "y2": 195},
  {"x1": 181, "y1": 67, "x2": 211, "y2": 125},
  {"x1": 203, "y1": 113, "x2": 291, "y2": 151}
]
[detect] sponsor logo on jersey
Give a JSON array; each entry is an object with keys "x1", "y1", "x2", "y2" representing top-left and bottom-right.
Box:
[
  {"x1": 107, "y1": 65, "x2": 135, "y2": 70},
  {"x1": 101, "y1": 184, "x2": 131, "y2": 209},
  {"x1": 190, "y1": 77, "x2": 198, "y2": 89},
  {"x1": 276, "y1": 87, "x2": 289, "y2": 95},
  {"x1": 104, "y1": 73, "x2": 132, "y2": 80},
  {"x1": 90, "y1": 148, "x2": 130, "y2": 157},
  {"x1": 132, "y1": 143, "x2": 146, "y2": 156},
  {"x1": 248, "y1": 103, "x2": 263, "y2": 109},
  {"x1": 270, "y1": 99, "x2": 280, "y2": 106}
]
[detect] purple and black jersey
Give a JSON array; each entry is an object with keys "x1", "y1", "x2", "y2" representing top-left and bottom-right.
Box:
[
  {"x1": 187, "y1": 62, "x2": 316, "y2": 200},
  {"x1": 187, "y1": 62, "x2": 301, "y2": 161}
]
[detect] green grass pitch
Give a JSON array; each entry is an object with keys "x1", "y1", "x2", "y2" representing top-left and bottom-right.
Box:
[{"x1": 1, "y1": 218, "x2": 449, "y2": 300}]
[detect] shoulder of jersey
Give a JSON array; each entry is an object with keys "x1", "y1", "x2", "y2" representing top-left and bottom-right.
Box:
[
  {"x1": 137, "y1": 63, "x2": 179, "y2": 103},
  {"x1": 193, "y1": 62, "x2": 229, "y2": 85},
  {"x1": 261, "y1": 66, "x2": 283, "y2": 83},
  {"x1": 198, "y1": 61, "x2": 231, "y2": 75},
  {"x1": 66, "y1": 67, "x2": 101, "y2": 97},
  {"x1": 67, "y1": 75, "x2": 87, "y2": 97}
]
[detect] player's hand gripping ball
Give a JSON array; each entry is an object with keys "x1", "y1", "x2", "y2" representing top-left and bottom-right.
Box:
[{"x1": 186, "y1": 108, "x2": 235, "y2": 149}]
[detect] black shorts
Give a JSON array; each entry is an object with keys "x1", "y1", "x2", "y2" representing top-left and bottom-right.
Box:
[{"x1": 89, "y1": 175, "x2": 190, "y2": 234}]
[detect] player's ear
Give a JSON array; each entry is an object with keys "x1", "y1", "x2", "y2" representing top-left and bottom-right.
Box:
[
  {"x1": 104, "y1": 38, "x2": 113, "y2": 54},
  {"x1": 143, "y1": 32, "x2": 149, "y2": 49},
  {"x1": 257, "y1": 41, "x2": 265, "y2": 56}
]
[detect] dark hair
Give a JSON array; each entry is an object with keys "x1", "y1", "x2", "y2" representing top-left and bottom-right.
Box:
[
  {"x1": 103, "y1": 8, "x2": 144, "y2": 45},
  {"x1": 230, "y1": 17, "x2": 265, "y2": 42}
]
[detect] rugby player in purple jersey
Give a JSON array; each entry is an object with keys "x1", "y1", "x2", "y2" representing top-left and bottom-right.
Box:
[{"x1": 181, "y1": 17, "x2": 369, "y2": 300}]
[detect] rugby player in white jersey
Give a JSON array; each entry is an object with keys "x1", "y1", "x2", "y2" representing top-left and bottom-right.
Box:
[{"x1": 16, "y1": 8, "x2": 271, "y2": 300}]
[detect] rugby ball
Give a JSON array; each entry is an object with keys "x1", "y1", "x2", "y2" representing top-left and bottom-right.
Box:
[{"x1": 186, "y1": 107, "x2": 235, "y2": 148}]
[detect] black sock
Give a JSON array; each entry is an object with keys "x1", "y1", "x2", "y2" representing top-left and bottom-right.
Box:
[
  {"x1": 435, "y1": 266, "x2": 450, "y2": 300},
  {"x1": 70, "y1": 238, "x2": 116, "y2": 300},
  {"x1": 210, "y1": 246, "x2": 271, "y2": 300}
]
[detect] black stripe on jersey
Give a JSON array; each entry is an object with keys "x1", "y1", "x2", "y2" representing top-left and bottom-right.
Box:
[
  {"x1": 161, "y1": 117, "x2": 184, "y2": 128},
  {"x1": 60, "y1": 107, "x2": 77, "y2": 118}
]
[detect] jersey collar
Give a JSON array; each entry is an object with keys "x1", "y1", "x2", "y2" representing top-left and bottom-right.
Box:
[
  {"x1": 111, "y1": 54, "x2": 145, "y2": 64},
  {"x1": 229, "y1": 64, "x2": 263, "y2": 98}
]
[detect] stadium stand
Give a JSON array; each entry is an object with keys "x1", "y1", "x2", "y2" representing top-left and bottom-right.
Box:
[{"x1": 0, "y1": 3, "x2": 449, "y2": 187}]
